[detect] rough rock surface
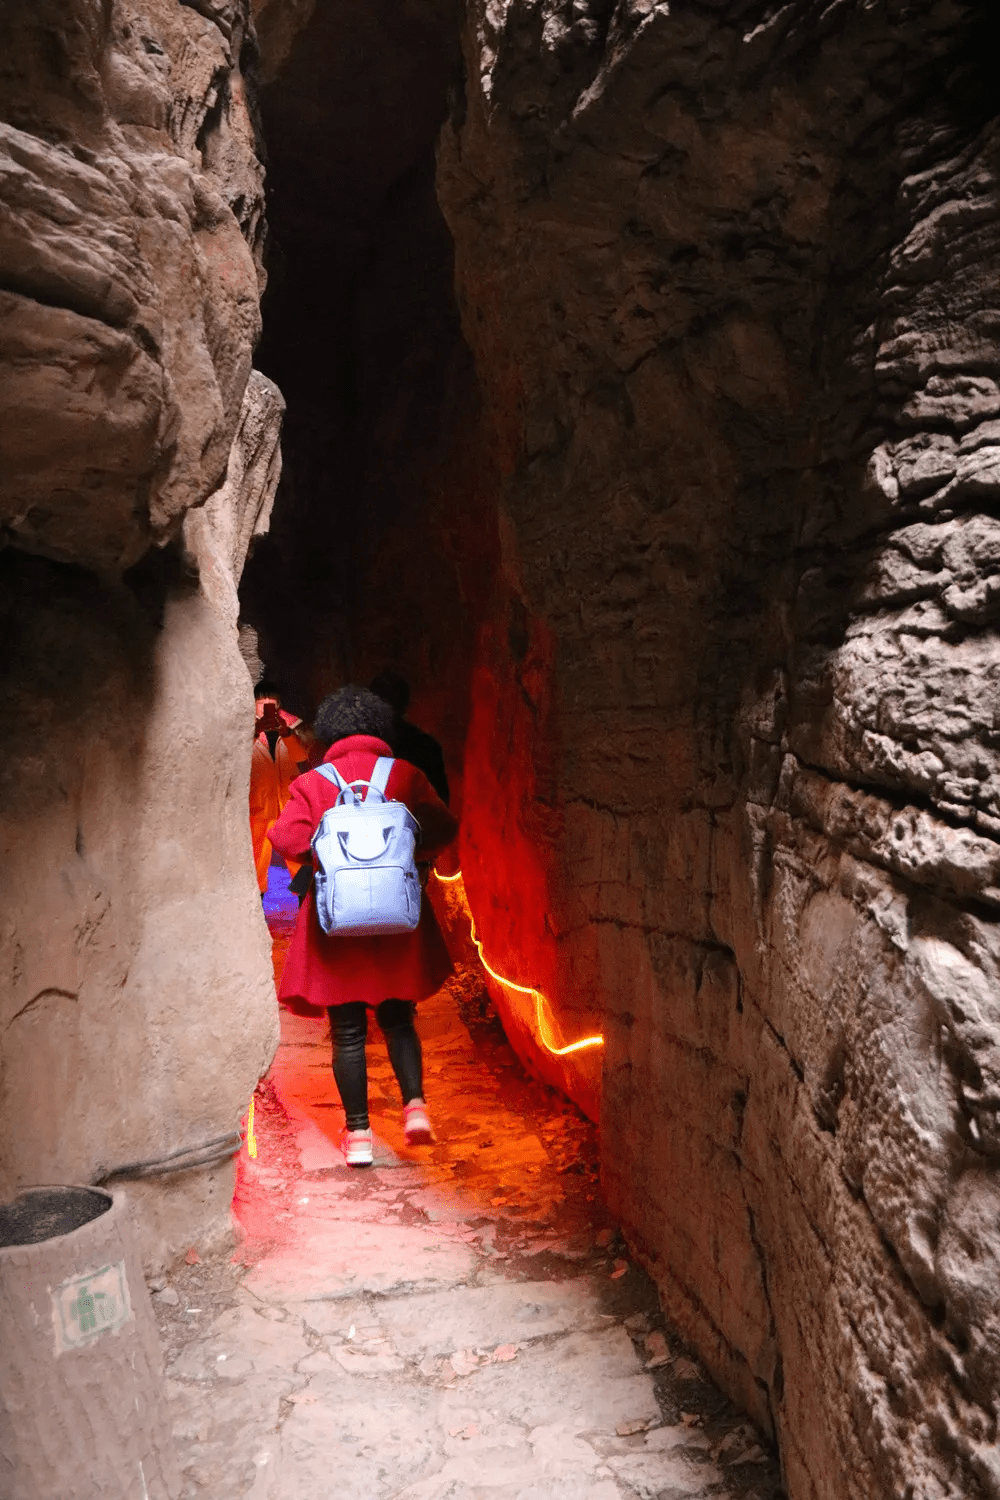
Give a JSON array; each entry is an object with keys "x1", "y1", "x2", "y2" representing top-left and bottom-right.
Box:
[
  {"x1": 7, "y1": 0, "x2": 1000, "y2": 1494},
  {"x1": 0, "y1": 0, "x2": 266, "y2": 569},
  {"x1": 436, "y1": 3, "x2": 1000, "y2": 1497},
  {"x1": 0, "y1": 0, "x2": 280, "y2": 1267}
]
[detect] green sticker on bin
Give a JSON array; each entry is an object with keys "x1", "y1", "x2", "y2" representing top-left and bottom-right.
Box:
[{"x1": 52, "y1": 1260, "x2": 133, "y2": 1354}]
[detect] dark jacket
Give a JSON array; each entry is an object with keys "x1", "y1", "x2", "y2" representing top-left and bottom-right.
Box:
[{"x1": 394, "y1": 718, "x2": 449, "y2": 804}]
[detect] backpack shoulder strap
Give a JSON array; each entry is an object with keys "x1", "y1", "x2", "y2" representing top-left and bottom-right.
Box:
[
  {"x1": 315, "y1": 762, "x2": 359, "y2": 804},
  {"x1": 315, "y1": 763, "x2": 349, "y2": 790},
  {"x1": 369, "y1": 757, "x2": 394, "y2": 799}
]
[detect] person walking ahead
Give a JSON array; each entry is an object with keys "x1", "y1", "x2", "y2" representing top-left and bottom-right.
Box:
[{"x1": 268, "y1": 686, "x2": 458, "y2": 1166}]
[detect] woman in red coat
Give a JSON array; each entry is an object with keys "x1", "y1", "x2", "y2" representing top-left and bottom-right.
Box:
[{"x1": 268, "y1": 686, "x2": 458, "y2": 1166}]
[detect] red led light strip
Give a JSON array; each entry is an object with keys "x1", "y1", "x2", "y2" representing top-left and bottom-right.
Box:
[{"x1": 433, "y1": 871, "x2": 604, "y2": 1056}]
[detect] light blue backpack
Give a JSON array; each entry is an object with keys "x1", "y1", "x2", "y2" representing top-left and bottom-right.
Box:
[{"x1": 311, "y1": 759, "x2": 422, "y2": 937}]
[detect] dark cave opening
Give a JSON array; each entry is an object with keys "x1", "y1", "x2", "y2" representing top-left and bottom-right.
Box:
[{"x1": 240, "y1": 0, "x2": 492, "y2": 806}]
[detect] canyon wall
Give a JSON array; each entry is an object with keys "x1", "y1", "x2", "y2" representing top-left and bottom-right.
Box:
[
  {"x1": 0, "y1": 0, "x2": 280, "y2": 1268},
  {"x1": 9, "y1": 0, "x2": 994, "y2": 1489},
  {"x1": 439, "y1": 2, "x2": 1000, "y2": 1496}
]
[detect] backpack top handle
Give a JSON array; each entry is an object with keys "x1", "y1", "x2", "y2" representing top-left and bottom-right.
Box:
[{"x1": 316, "y1": 757, "x2": 395, "y2": 807}]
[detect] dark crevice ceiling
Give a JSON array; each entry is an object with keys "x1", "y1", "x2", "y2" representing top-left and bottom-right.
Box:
[{"x1": 242, "y1": 0, "x2": 486, "y2": 760}]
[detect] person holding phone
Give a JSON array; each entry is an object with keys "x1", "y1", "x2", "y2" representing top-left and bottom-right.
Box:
[{"x1": 249, "y1": 681, "x2": 312, "y2": 894}]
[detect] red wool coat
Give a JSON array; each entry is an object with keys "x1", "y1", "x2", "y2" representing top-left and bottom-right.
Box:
[{"x1": 268, "y1": 735, "x2": 459, "y2": 1013}]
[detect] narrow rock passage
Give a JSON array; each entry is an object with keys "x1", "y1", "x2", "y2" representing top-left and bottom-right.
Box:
[{"x1": 158, "y1": 872, "x2": 784, "y2": 1499}]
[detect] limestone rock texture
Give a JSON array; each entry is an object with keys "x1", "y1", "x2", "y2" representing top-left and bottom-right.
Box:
[
  {"x1": 0, "y1": 0, "x2": 280, "y2": 1268},
  {"x1": 437, "y1": 2, "x2": 1000, "y2": 1496}
]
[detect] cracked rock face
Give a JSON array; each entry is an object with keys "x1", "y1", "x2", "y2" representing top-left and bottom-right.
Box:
[
  {"x1": 438, "y1": 2, "x2": 1000, "y2": 1495},
  {"x1": 0, "y1": 0, "x2": 265, "y2": 570},
  {"x1": 0, "y1": 0, "x2": 280, "y2": 1268}
]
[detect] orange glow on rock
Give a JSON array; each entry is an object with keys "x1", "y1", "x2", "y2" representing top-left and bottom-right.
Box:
[
  {"x1": 434, "y1": 871, "x2": 603, "y2": 1057},
  {"x1": 247, "y1": 1095, "x2": 258, "y2": 1159}
]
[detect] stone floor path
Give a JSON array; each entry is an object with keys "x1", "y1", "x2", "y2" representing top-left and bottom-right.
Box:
[{"x1": 155, "y1": 871, "x2": 784, "y2": 1500}]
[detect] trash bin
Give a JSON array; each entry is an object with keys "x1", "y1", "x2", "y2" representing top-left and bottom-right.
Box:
[{"x1": 0, "y1": 1186, "x2": 180, "y2": 1499}]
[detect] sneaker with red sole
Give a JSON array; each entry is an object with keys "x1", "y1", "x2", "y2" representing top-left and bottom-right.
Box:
[
  {"x1": 341, "y1": 1128, "x2": 373, "y2": 1167},
  {"x1": 404, "y1": 1100, "x2": 435, "y2": 1145}
]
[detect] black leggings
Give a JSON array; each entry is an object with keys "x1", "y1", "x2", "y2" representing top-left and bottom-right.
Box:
[{"x1": 328, "y1": 1000, "x2": 423, "y2": 1132}]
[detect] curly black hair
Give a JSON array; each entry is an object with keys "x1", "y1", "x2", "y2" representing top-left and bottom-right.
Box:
[{"x1": 313, "y1": 685, "x2": 396, "y2": 749}]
